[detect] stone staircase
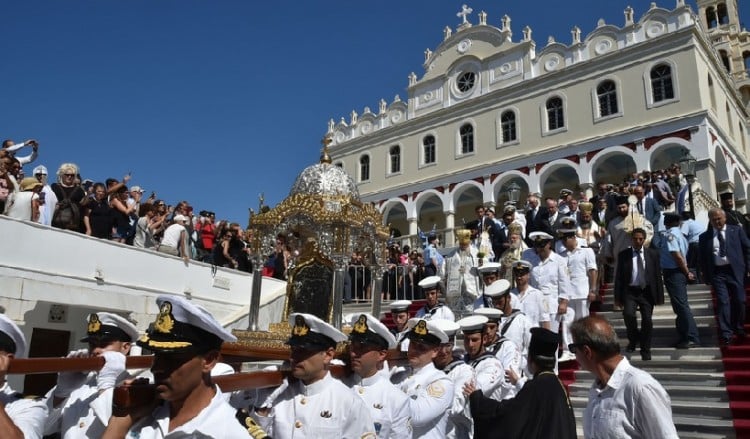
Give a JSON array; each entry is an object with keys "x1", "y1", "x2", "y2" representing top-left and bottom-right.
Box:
[{"x1": 565, "y1": 283, "x2": 738, "y2": 438}]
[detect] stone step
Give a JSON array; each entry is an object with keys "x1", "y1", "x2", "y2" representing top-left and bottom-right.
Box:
[
  {"x1": 568, "y1": 382, "x2": 732, "y2": 402},
  {"x1": 571, "y1": 396, "x2": 733, "y2": 418}
]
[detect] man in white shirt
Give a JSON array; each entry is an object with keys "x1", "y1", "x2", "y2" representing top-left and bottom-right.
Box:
[
  {"x1": 347, "y1": 314, "x2": 411, "y2": 438},
  {"x1": 0, "y1": 314, "x2": 47, "y2": 439},
  {"x1": 458, "y1": 315, "x2": 518, "y2": 401},
  {"x1": 572, "y1": 316, "x2": 678, "y2": 439},
  {"x1": 103, "y1": 294, "x2": 249, "y2": 438},
  {"x1": 510, "y1": 260, "x2": 550, "y2": 329},
  {"x1": 431, "y1": 320, "x2": 474, "y2": 439}
]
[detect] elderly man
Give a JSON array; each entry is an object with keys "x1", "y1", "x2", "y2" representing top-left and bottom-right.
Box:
[
  {"x1": 571, "y1": 316, "x2": 678, "y2": 438},
  {"x1": 0, "y1": 314, "x2": 47, "y2": 439},
  {"x1": 46, "y1": 312, "x2": 143, "y2": 439},
  {"x1": 699, "y1": 208, "x2": 750, "y2": 346},
  {"x1": 103, "y1": 295, "x2": 248, "y2": 438},
  {"x1": 446, "y1": 229, "x2": 481, "y2": 316},
  {"x1": 347, "y1": 314, "x2": 411, "y2": 438}
]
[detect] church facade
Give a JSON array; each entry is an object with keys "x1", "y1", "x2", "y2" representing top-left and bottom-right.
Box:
[{"x1": 326, "y1": 0, "x2": 750, "y2": 246}]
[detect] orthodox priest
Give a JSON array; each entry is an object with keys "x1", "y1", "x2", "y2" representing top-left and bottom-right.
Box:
[{"x1": 463, "y1": 327, "x2": 576, "y2": 439}]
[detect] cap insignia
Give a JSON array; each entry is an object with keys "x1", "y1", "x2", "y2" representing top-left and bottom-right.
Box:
[
  {"x1": 88, "y1": 314, "x2": 101, "y2": 334},
  {"x1": 414, "y1": 320, "x2": 428, "y2": 336},
  {"x1": 154, "y1": 301, "x2": 175, "y2": 334},
  {"x1": 292, "y1": 315, "x2": 309, "y2": 337},
  {"x1": 353, "y1": 314, "x2": 369, "y2": 334}
]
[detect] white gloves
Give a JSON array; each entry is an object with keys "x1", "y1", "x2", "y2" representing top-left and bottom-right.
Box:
[
  {"x1": 53, "y1": 349, "x2": 89, "y2": 398},
  {"x1": 96, "y1": 351, "x2": 127, "y2": 391},
  {"x1": 254, "y1": 377, "x2": 289, "y2": 409}
]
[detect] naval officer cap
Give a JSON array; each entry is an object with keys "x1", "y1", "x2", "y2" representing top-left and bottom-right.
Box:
[
  {"x1": 457, "y1": 315, "x2": 489, "y2": 335},
  {"x1": 81, "y1": 312, "x2": 139, "y2": 344},
  {"x1": 474, "y1": 307, "x2": 502, "y2": 323},
  {"x1": 529, "y1": 231, "x2": 554, "y2": 246},
  {"x1": 287, "y1": 313, "x2": 347, "y2": 351},
  {"x1": 484, "y1": 279, "x2": 511, "y2": 298},
  {"x1": 349, "y1": 313, "x2": 397, "y2": 350},
  {"x1": 389, "y1": 300, "x2": 412, "y2": 314},
  {"x1": 0, "y1": 314, "x2": 27, "y2": 357},
  {"x1": 138, "y1": 294, "x2": 236, "y2": 354},
  {"x1": 477, "y1": 262, "x2": 502, "y2": 275},
  {"x1": 405, "y1": 318, "x2": 448, "y2": 346},
  {"x1": 512, "y1": 260, "x2": 533, "y2": 275},
  {"x1": 418, "y1": 276, "x2": 442, "y2": 291}
]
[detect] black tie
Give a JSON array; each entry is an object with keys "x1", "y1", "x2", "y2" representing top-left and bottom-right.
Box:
[
  {"x1": 637, "y1": 201, "x2": 643, "y2": 215},
  {"x1": 718, "y1": 230, "x2": 727, "y2": 258},
  {"x1": 636, "y1": 249, "x2": 646, "y2": 289}
]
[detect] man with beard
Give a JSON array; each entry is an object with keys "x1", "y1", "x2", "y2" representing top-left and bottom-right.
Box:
[
  {"x1": 252, "y1": 313, "x2": 375, "y2": 437},
  {"x1": 103, "y1": 295, "x2": 248, "y2": 438},
  {"x1": 499, "y1": 223, "x2": 527, "y2": 285},
  {"x1": 446, "y1": 229, "x2": 481, "y2": 316},
  {"x1": 432, "y1": 319, "x2": 474, "y2": 439},
  {"x1": 347, "y1": 314, "x2": 411, "y2": 438},
  {"x1": 464, "y1": 328, "x2": 577, "y2": 439},
  {"x1": 397, "y1": 319, "x2": 454, "y2": 438}
]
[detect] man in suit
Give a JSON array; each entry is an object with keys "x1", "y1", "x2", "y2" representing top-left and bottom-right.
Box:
[
  {"x1": 698, "y1": 208, "x2": 750, "y2": 346},
  {"x1": 614, "y1": 228, "x2": 664, "y2": 360},
  {"x1": 633, "y1": 185, "x2": 661, "y2": 227},
  {"x1": 525, "y1": 192, "x2": 545, "y2": 247}
]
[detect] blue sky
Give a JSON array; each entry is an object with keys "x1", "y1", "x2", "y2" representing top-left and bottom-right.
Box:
[{"x1": 2, "y1": 1, "x2": 746, "y2": 225}]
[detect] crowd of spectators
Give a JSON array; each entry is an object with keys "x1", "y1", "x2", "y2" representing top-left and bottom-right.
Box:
[{"x1": 0, "y1": 138, "x2": 254, "y2": 273}]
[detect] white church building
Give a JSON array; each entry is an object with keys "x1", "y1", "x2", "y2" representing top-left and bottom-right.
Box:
[{"x1": 325, "y1": 0, "x2": 750, "y2": 246}]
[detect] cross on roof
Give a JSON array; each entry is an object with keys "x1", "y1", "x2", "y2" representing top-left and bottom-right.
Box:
[{"x1": 457, "y1": 4, "x2": 473, "y2": 24}]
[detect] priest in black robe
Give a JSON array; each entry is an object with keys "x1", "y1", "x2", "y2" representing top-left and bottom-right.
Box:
[{"x1": 464, "y1": 327, "x2": 577, "y2": 439}]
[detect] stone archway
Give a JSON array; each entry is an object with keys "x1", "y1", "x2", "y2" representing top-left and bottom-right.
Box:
[
  {"x1": 452, "y1": 182, "x2": 484, "y2": 230},
  {"x1": 493, "y1": 173, "x2": 530, "y2": 210},
  {"x1": 538, "y1": 162, "x2": 580, "y2": 200},
  {"x1": 650, "y1": 143, "x2": 688, "y2": 172},
  {"x1": 591, "y1": 150, "x2": 638, "y2": 188},
  {"x1": 382, "y1": 200, "x2": 408, "y2": 239},
  {"x1": 714, "y1": 145, "x2": 730, "y2": 186},
  {"x1": 415, "y1": 192, "x2": 446, "y2": 235}
]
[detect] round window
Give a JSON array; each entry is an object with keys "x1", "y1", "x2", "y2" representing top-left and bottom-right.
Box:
[{"x1": 457, "y1": 71, "x2": 476, "y2": 93}]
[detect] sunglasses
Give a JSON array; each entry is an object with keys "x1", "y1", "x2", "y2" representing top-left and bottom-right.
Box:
[{"x1": 568, "y1": 343, "x2": 586, "y2": 354}]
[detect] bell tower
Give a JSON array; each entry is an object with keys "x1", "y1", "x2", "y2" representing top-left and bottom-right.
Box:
[{"x1": 695, "y1": 0, "x2": 750, "y2": 107}]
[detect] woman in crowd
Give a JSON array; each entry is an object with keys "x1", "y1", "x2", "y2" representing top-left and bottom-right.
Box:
[
  {"x1": 110, "y1": 186, "x2": 135, "y2": 243},
  {"x1": 50, "y1": 163, "x2": 86, "y2": 232},
  {"x1": 5, "y1": 177, "x2": 42, "y2": 222},
  {"x1": 0, "y1": 159, "x2": 15, "y2": 213},
  {"x1": 83, "y1": 182, "x2": 114, "y2": 239},
  {"x1": 133, "y1": 203, "x2": 159, "y2": 249}
]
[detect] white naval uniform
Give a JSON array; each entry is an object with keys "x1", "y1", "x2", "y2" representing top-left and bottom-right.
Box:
[
  {"x1": 44, "y1": 369, "x2": 150, "y2": 438},
  {"x1": 498, "y1": 310, "x2": 534, "y2": 369},
  {"x1": 511, "y1": 286, "x2": 549, "y2": 328},
  {"x1": 126, "y1": 385, "x2": 249, "y2": 438},
  {"x1": 583, "y1": 358, "x2": 678, "y2": 439},
  {"x1": 399, "y1": 362, "x2": 454, "y2": 439},
  {"x1": 414, "y1": 303, "x2": 455, "y2": 322},
  {"x1": 443, "y1": 360, "x2": 475, "y2": 439},
  {"x1": 472, "y1": 293, "x2": 520, "y2": 312},
  {"x1": 348, "y1": 372, "x2": 412, "y2": 439},
  {"x1": 522, "y1": 250, "x2": 574, "y2": 334},
  {"x1": 468, "y1": 353, "x2": 506, "y2": 401},
  {"x1": 484, "y1": 338, "x2": 522, "y2": 400},
  {"x1": 255, "y1": 371, "x2": 375, "y2": 438},
  {"x1": 1, "y1": 382, "x2": 47, "y2": 439},
  {"x1": 559, "y1": 245, "x2": 597, "y2": 352}
]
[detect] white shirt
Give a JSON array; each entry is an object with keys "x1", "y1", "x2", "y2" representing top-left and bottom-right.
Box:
[
  {"x1": 255, "y1": 372, "x2": 375, "y2": 438},
  {"x1": 498, "y1": 310, "x2": 534, "y2": 364},
  {"x1": 469, "y1": 353, "x2": 508, "y2": 401},
  {"x1": 127, "y1": 385, "x2": 249, "y2": 438},
  {"x1": 713, "y1": 228, "x2": 730, "y2": 266},
  {"x1": 348, "y1": 372, "x2": 411, "y2": 439},
  {"x1": 44, "y1": 374, "x2": 113, "y2": 439},
  {"x1": 583, "y1": 358, "x2": 678, "y2": 439},
  {"x1": 415, "y1": 303, "x2": 455, "y2": 322},
  {"x1": 559, "y1": 245, "x2": 597, "y2": 300},
  {"x1": 160, "y1": 223, "x2": 185, "y2": 248},
  {"x1": 512, "y1": 286, "x2": 549, "y2": 327},
  {"x1": 523, "y1": 250, "x2": 573, "y2": 311},
  {"x1": 399, "y1": 362, "x2": 454, "y2": 439},
  {"x1": 442, "y1": 360, "x2": 474, "y2": 439},
  {"x1": 1, "y1": 382, "x2": 47, "y2": 439}
]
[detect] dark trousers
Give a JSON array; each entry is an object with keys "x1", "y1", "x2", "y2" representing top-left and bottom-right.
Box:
[
  {"x1": 662, "y1": 268, "x2": 701, "y2": 344},
  {"x1": 712, "y1": 265, "x2": 747, "y2": 341},
  {"x1": 686, "y1": 242, "x2": 700, "y2": 283},
  {"x1": 622, "y1": 287, "x2": 654, "y2": 352}
]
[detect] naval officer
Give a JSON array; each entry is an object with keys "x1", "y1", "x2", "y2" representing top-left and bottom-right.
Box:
[
  {"x1": 347, "y1": 313, "x2": 411, "y2": 438},
  {"x1": 0, "y1": 313, "x2": 47, "y2": 439}
]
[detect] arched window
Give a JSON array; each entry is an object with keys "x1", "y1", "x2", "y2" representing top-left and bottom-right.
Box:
[
  {"x1": 500, "y1": 111, "x2": 517, "y2": 143},
  {"x1": 459, "y1": 124, "x2": 474, "y2": 154},
  {"x1": 706, "y1": 6, "x2": 717, "y2": 28},
  {"x1": 720, "y1": 50, "x2": 731, "y2": 73},
  {"x1": 359, "y1": 155, "x2": 370, "y2": 181},
  {"x1": 389, "y1": 146, "x2": 401, "y2": 173},
  {"x1": 423, "y1": 135, "x2": 436, "y2": 164},
  {"x1": 597, "y1": 80, "x2": 619, "y2": 116},
  {"x1": 546, "y1": 97, "x2": 564, "y2": 130},
  {"x1": 708, "y1": 74, "x2": 716, "y2": 110},
  {"x1": 717, "y1": 3, "x2": 729, "y2": 25},
  {"x1": 650, "y1": 64, "x2": 674, "y2": 102},
  {"x1": 743, "y1": 51, "x2": 750, "y2": 72}
]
